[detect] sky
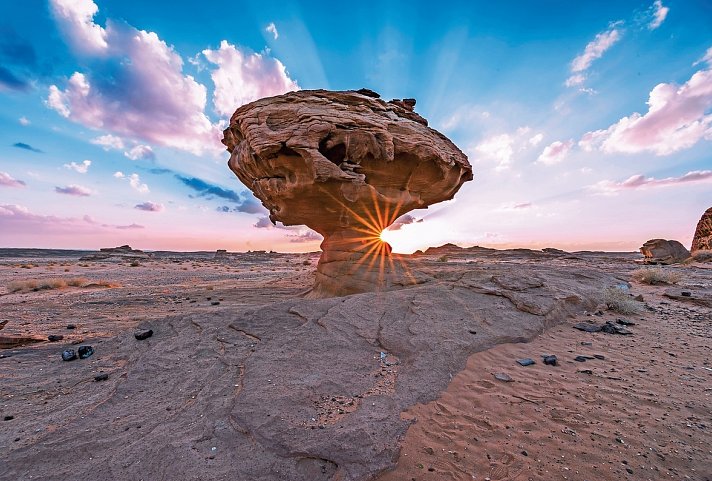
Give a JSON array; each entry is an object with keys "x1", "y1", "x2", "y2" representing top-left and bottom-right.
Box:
[{"x1": 1, "y1": 0, "x2": 710, "y2": 253}]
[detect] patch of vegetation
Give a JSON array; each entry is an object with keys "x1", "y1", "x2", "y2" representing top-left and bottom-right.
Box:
[
  {"x1": 602, "y1": 286, "x2": 643, "y2": 315},
  {"x1": 7, "y1": 277, "x2": 117, "y2": 293},
  {"x1": 438, "y1": 255, "x2": 449, "y2": 262},
  {"x1": 631, "y1": 267, "x2": 682, "y2": 285},
  {"x1": 130, "y1": 261, "x2": 141, "y2": 267}
]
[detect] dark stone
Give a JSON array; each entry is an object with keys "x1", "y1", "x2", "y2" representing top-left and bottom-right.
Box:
[
  {"x1": 94, "y1": 373, "x2": 109, "y2": 382},
  {"x1": 354, "y1": 88, "x2": 380, "y2": 98},
  {"x1": 521, "y1": 450, "x2": 528, "y2": 456},
  {"x1": 47, "y1": 335, "x2": 64, "y2": 342},
  {"x1": 543, "y1": 355, "x2": 557, "y2": 366},
  {"x1": 601, "y1": 321, "x2": 632, "y2": 335},
  {"x1": 580, "y1": 341, "x2": 593, "y2": 346},
  {"x1": 516, "y1": 358, "x2": 535, "y2": 366},
  {"x1": 134, "y1": 329, "x2": 153, "y2": 341},
  {"x1": 211, "y1": 301, "x2": 221, "y2": 306},
  {"x1": 77, "y1": 345, "x2": 94, "y2": 359},
  {"x1": 61, "y1": 349, "x2": 77, "y2": 361},
  {"x1": 578, "y1": 369, "x2": 593, "y2": 375},
  {"x1": 494, "y1": 373, "x2": 513, "y2": 382},
  {"x1": 594, "y1": 354, "x2": 605, "y2": 360},
  {"x1": 574, "y1": 356, "x2": 588, "y2": 362},
  {"x1": 66, "y1": 324, "x2": 76, "y2": 330},
  {"x1": 4, "y1": 415, "x2": 14, "y2": 421},
  {"x1": 626, "y1": 468, "x2": 633, "y2": 474},
  {"x1": 681, "y1": 291, "x2": 691, "y2": 297},
  {"x1": 616, "y1": 319, "x2": 636, "y2": 326},
  {"x1": 573, "y1": 322, "x2": 601, "y2": 333}
]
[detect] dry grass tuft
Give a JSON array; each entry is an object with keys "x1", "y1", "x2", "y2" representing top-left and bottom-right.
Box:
[
  {"x1": 602, "y1": 287, "x2": 643, "y2": 315},
  {"x1": 438, "y1": 255, "x2": 449, "y2": 262},
  {"x1": 6, "y1": 276, "x2": 112, "y2": 293},
  {"x1": 631, "y1": 267, "x2": 682, "y2": 285}
]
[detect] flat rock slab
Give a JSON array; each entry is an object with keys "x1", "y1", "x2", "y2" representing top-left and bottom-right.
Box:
[{"x1": 0, "y1": 264, "x2": 613, "y2": 481}]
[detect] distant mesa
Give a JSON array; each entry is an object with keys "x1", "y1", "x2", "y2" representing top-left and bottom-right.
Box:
[
  {"x1": 79, "y1": 245, "x2": 151, "y2": 261},
  {"x1": 222, "y1": 89, "x2": 473, "y2": 297},
  {"x1": 639, "y1": 239, "x2": 690, "y2": 265},
  {"x1": 691, "y1": 207, "x2": 712, "y2": 253},
  {"x1": 214, "y1": 249, "x2": 228, "y2": 259}
]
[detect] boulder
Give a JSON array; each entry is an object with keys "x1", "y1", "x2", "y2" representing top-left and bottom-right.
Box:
[
  {"x1": 640, "y1": 239, "x2": 690, "y2": 264},
  {"x1": 691, "y1": 207, "x2": 712, "y2": 253},
  {"x1": 222, "y1": 89, "x2": 473, "y2": 297}
]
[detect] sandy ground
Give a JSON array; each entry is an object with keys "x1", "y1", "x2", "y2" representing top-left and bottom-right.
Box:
[
  {"x1": 0, "y1": 248, "x2": 710, "y2": 481},
  {"x1": 378, "y1": 281, "x2": 712, "y2": 481}
]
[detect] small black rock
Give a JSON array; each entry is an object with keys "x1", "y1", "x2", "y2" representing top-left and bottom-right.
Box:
[
  {"x1": 594, "y1": 354, "x2": 605, "y2": 360},
  {"x1": 77, "y1": 345, "x2": 94, "y2": 359},
  {"x1": 543, "y1": 355, "x2": 557, "y2": 366},
  {"x1": 4, "y1": 415, "x2": 14, "y2": 421},
  {"x1": 47, "y1": 335, "x2": 64, "y2": 342},
  {"x1": 574, "y1": 356, "x2": 588, "y2": 362},
  {"x1": 134, "y1": 329, "x2": 153, "y2": 341},
  {"x1": 681, "y1": 291, "x2": 691, "y2": 297},
  {"x1": 578, "y1": 369, "x2": 593, "y2": 375},
  {"x1": 573, "y1": 322, "x2": 601, "y2": 333},
  {"x1": 66, "y1": 324, "x2": 76, "y2": 330},
  {"x1": 62, "y1": 349, "x2": 77, "y2": 361},
  {"x1": 616, "y1": 319, "x2": 636, "y2": 326},
  {"x1": 94, "y1": 373, "x2": 109, "y2": 382},
  {"x1": 211, "y1": 301, "x2": 220, "y2": 306},
  {"x1": 521, "y1": 450, "x2": 528, "y2": 456},
  {"x1": 626, "y1": 467, "x2": 633, "y2": 474},
  {"x1": 516, "y1": 358, "x2": 535, "y2": 366}
]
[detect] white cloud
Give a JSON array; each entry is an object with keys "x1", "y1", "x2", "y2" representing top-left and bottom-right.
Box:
[
  {"x1": 565, "y1": 73, "x2": 586, "y2": 87},
  {"x1": 0, "y1": 172, "x2": 26, "y2": 188},
  {"x1": 590, "y1": 170, "x2": 712, "y2": 195},
  {"x1": 529, "y1": 133, "x2": 544, "y2": 146},
  {"x1": 64, "y1": 159, "x2": 91, "y2": 173},
  {"x1": 694, "y1": 47, "x2": 712, "y2": 67},
  {"x1": 47, "y1": 1, "x2": 221, "y2": 155},
  {"x1": 649, "y1": 0, "x2": 669, "y2": 30},
  {"x1": 91, "y1": 134, "x2": 125, "y2": 150},
  {"x1": 113, "y1": 171, "x2": 124, "y2": 178},
  {"x1": 124, "y1": 144, "x2": 155, "y2": 161},
  {"x1": 202, "y1": 40, "x2": 299, "y2": 117},
  {"x1": 579, "y1": 66, "x2": 712, "y2": 155},
  {"x1": 536, "y1": 140, "x2": 574, "y2": 165},
  {"x1": 266, "y1": 22, "x2": 279, "y2": 40},
  {"x1": 135, "y1": 201, "x2": 164, "y2": 212},
  {"x1": 114, "y1": 171, "x2": 148, "y2": 193},
  {"x1": 19, "y1": 116, "x2": 30, "y2": 126},
  {"x1": 473, "y1": 127, "x2": 542, "y2": 171},
  {"x1": 50, "y1": 0, "x2": 108, "y2": 54}
]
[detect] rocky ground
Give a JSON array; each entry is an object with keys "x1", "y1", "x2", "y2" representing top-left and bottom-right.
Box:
[{"x1": 0, "y1": 247, "x2": 709, "y2": 481}]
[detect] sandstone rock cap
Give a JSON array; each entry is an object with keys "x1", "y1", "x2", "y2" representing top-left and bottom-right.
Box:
[
  {"x1": 691, "y1": 207, "x2": 712, "y2": 253},
  {"x1": 222, "y1": 89, "x2": 472, "y2": 237}
]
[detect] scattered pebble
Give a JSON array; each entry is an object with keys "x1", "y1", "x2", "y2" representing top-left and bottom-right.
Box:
[
  {"x1": 516, "y1": 358, "x2": 535, "y2": 366},
  {"x1": 94, "y1": 373, "x2": 109, "y2": 382},
  {"x1": 47, "y1": 335, "x2": 64, "y2": 342},
  {"x1": 77, "y1": 345, "x2": 94, "y2": 359},
  {"x1": 494, "y1": 373, "x2": 513, "y2": 382},
  {"x1": 4, "y1": 415, "x2": 14, "y2": 421},
  {"x1": 543, "y1": 355, "x2": 557, "y2": 366},
  {"x1": 61, "y1": 349, "x2": 77, "y2": 361},
  {"x1": 134, "y1": 329, "x2": 153, "y2": 341},
  {"x1": 66, "y1": 324, "x2": 76, "y2": 330}
]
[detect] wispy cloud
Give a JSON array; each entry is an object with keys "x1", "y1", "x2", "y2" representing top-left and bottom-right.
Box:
[
  {"x1": 12, "y1": 142, "x2": 43, "y2": 153},
  {"x1": 0, "y1": 172, "x2": 26, "y2": 188},
  {"x1": 472, "y1": 127, "x2": 542, "y2": 171},
  {"x1": 648, "y1": 0, "x2": 669, "y2": 30},
  {"x1": 55, "y1": 184, "x2": 92, "y2": 196},
  {"x1": 114, "y1": 171, "x2": 149, "y2": 193},
  {"x1": 536, "y1": 140, "x2": 574, "y2": 165},
  {"x1": 287, "y1": 230, "x2": 322, "y2": 243},
  {"x1": 177, "y1": 175, "x2": 264, "y2": 213},
  {"x1": 202, "y1": 40, "x2": 299, "y2": 117},
  {"x1": 0, "y1": 204, "x2": 143, "y2": 236},
  {"x1": 590, "y1": 170, "x2": 712, "y2": 195},
  {"x1": 566, "y1": 23, "x2": 622, "y2": 87},
  {"x1": 135, "y1": 201, "x2": 164, "y2": 212},
  {"x1": 386, "y1": 214, "x2": 424, "y2": 231},
  {"x1": 579, "y1": 60, "x2": 712, "y2": 156},
  {"x1": 64, "y1": 159, "x2": 91, "y2": 173},
  {"x1": 266, "y1": 22, "x2": 279, "y2": 40},
  {"x1": 18, "y1": 116, "x2": 30, "y2": 126}
]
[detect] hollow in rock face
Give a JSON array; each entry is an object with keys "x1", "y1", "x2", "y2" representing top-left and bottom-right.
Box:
[{"x1": 222, "y1": 89, "x2": 473, "y2": 297}]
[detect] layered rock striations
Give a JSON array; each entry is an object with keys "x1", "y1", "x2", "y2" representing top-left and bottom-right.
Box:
[
  {"x1": 691, "y1": 207, "x2": 712, "y2": 253},
  {"x1": 222, "y1": 89, "x2": 472, "y2": 297},
  {"x1": 640, "y1": 239, "x2": 690, "y2": 264}
]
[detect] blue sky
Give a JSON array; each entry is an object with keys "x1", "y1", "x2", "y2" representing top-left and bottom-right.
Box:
[{"x1": 1, "y1": 0, "x2": 710, "y2": 252}]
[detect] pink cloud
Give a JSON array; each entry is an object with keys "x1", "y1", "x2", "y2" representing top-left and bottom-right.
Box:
[
  {"x1": 536, "y1": 140, "x2": 573, "y2": 165},
  {"x1": 202, "y1": 40, "x2": 299, "y2": 117},
  {"x1": 590, "y1": 170, "x2": 712, "y2": 195},
  {"x1": 47, "y1": 1, "x2": 221, "y2": 155},
  {"x1": 579, "y1": 65, "x2": 712, "y2": 155},
  {"x1": 124, "y1": 145, "x2": 155, "y2": 161},
  {"x1": 565, "y1": 24, "x2": 622, "y2": 87},
  {"x1": 55, "y1": 184, "x2": 92, "y2": 196},
  {"x1": 135, "y1": 201, "x2": 164, "y2": 212},
  {"x1": 0, "y1": 172, "x2": 26, "y2": 188}
]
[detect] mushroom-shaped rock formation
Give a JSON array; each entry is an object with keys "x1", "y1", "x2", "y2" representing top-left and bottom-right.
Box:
[{"x1": 222, "y1": 89, "x2": 473, "y2": 297}]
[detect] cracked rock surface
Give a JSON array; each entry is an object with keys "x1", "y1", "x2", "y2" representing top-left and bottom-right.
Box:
[
  {"x1": 222, "y1": 89, "x2": 473, "y2": 297},
  {"x1": 0, "y1": 254, "x2": 616, "y2": 481}
]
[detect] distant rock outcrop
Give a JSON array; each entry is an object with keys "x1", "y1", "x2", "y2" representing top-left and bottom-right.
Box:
[
  {"x1": 640, "y1": 239, "x2": 690, "y2": 264},
  {"x1": 691, "y1": 207, "x2": 712, "y2": 253},
  {"x1": 79, "y1": 245, "x2": 151, "y2": 261},
  {"x1": 222, "y1": 89, "x2": 473, "y2": 297}
]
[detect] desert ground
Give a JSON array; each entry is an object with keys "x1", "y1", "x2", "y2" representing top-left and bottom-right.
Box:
[{"x1": 0, "y1": 246, "x2": 710, "y2": 481}]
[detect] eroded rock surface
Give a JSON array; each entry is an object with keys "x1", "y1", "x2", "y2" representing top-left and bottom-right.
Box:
[
  {"x1": 222, "y1": 89, "x2": 472, "y2": 297},
  {"x1": 691, "y1": 207, "x2": 712, "y2": 253},
  {"x1": 640, "y1": 239, "x2": 690, "y2": 264}
]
